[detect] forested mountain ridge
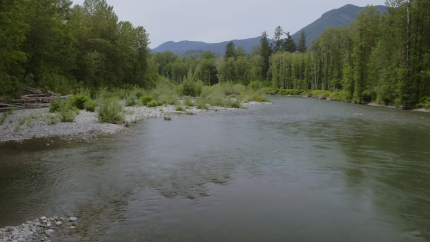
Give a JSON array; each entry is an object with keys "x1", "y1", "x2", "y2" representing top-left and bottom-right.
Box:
[
  {"x1": 151, "y1": 37, "x2": 262, "y2": 55},
  {"x1": 151, "y1": 4, "x2": 387, "y2": 55},
  {"x1": 290, "y1": 4, "x2": 386, "y2": 45}
]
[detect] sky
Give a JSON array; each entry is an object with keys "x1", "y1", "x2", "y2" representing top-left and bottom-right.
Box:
[{"x1": 72, "y1": 0, "x2": 386, "y2": 48}]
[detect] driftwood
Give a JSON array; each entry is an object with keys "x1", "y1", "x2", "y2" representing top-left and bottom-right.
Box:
[
  {"x1": 23, "y1": 86, "x2": 43, "y2": 94},
  {"x1": 0, "y1": 87, "x2": 67, "y2": 111}
]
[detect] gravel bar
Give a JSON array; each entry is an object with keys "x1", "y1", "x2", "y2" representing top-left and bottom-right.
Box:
[{"x1": 0, "y1": 101, "x2": 271, "y2": 142}]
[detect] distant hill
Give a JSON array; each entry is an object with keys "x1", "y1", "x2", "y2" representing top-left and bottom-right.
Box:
[
  {"x1": 151, "y1": 4, "x2": 387, "y2": 55},
  {"x1": 151, "y1": 37, "x2": 261, "y2": 55},
  {"x1": 291, "y1": 4, "x2": 386, "y2": 44}
]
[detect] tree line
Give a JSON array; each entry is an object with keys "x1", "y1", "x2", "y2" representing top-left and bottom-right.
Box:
[
  {"x1": 153, "y1": 1, "x2": 430, "y2": 107},
  {"x1": 2, "y1": 0, "x2": 429, "y2": 108},
  {"x1": 0, "y1": 0, "x2": 157, "y2": 97}
]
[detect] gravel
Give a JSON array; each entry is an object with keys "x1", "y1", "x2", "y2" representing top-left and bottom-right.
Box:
[
  {"x1": 0, "y1": 101, "x2": 271, "y2": 142},
  {"x1": 0, "y1": 216, "x2": 76, "y2": 242}
]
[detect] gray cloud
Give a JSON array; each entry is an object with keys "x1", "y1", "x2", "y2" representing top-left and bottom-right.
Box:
[{"x1": 72, "y1": 0, "x2": 386, "y2": 48}]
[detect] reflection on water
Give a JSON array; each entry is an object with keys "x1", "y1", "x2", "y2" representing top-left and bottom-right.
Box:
[{"x1": 1, "y1": 97, "x2": 430, "y2": 242}]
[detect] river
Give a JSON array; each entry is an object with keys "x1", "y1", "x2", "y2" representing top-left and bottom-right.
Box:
[{"x1": 1, "y1": 96, "x2": 429, "y2": 242}]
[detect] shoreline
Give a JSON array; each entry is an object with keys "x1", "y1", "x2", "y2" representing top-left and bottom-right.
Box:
[
  {"x1": 0, "y1": 216, "x2": 79, "y2": 242},
  {"x1": 0, "y1": 101, "x2": 271, "y2": 143},
  {"x1": 276, "y1": 94, "x2": 430, "y2": 113}
]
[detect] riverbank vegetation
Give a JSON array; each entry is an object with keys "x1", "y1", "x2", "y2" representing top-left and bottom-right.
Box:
[{"x1": 1, "y1": 0, "x2": 428, "y2": 114}]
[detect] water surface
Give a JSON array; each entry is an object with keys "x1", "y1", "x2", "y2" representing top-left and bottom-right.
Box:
[{"x1": 1, "y1": 97, "x2": 430, "y2": 241}]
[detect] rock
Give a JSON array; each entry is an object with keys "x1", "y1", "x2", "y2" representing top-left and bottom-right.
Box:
[
  {"x1": 46, "y1": 223, "x2": 51, "y2": 227},
  {"x1": 55, "y1": 221, "x2": 61, "y2": 226},
  {"x1": 44, "y1": 229, "x2": 54, "y2": 237},
  {"x1": 40, "y1": 217, "x2": 47, "y2": 220},
  {"x1": 69, "y1": 226, "x2": 75, "y2": 230},
  {"x1": 5, "y1": 226, "x2": 15, "y2": 232},
  {"x1": 68, "y1": 217, "x2": 77, "y2": 222}
]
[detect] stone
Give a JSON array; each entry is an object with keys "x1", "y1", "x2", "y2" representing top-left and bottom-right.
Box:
[
  {"x1": 46, "y1": 223, "x2": 51, "y2": 227},
  {"x1": 44, "y1": 229, "x2": 54, "y2": 237},
  {"x1": 5, "y1": 226, "x2": 15, "y2": 232},
  {"x1": 69, "y1": 226, "x2": 75, "y2": 230},
  {"x1": 55, "y1": 222, "x2": 61, "y2": 226},
  {"x1": 68, "y1": 217, "x2": 77, "y2": 222},
  {"x1": 40, "y1": 217, "x2": 47, "y2": 220}
]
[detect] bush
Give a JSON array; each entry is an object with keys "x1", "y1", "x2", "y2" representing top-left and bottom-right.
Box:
[
  {"x1": 84, "y1": 100, "x2": 97, "y2": 112},
  {"x1": 125, "y1": 94, "x2": 138, "y2": 106},
  {"x1": 147, "y1": 100, "x2": 159, "y2": 107},
  {"x1": 98, "y1": 98, "x2": 125, "y2": 124},
  {"x1": 184, "y1": 97, "x2": 194, "y2": 107},
  {"x1": 176, "y1": 105, "x2": 185, "y2": 111},
  {"x1": 141, "y1": 95, "x2": 153, "y2": 106},
  {"x1": 417, "y1": 96, "x2": 430, "y2": 109},
  {"x1": 49, "y1": 97, "x2": 62, "y2": 113},
  {"x1": 49, "y1": 97, "x2": 79, "y2": 122},
  {"x1": 178, "y1": 73, "x2": 203, "y2": 97},
  {"x1": 71, "y1": 94, "x2": 90, "y2": 110},
  {"x1": 151, "y1": 78, "x2": 178, "y2": 105},
  {"x1": 248, "y1": 81, "x2": 263, "y2": 91}
]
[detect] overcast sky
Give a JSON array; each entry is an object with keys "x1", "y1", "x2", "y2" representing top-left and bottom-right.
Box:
[{"x1": 72, "y1": 0, "x2": 386, "y2": 48}]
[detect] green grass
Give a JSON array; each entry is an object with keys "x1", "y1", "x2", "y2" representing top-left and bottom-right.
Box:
[{"x1": 176, "y1": 105, "x2": 185, "y2": 111}]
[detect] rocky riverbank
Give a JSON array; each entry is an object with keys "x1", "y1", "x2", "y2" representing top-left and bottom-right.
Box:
[
  {"x1": 0, "y1": 216, "x2": 78, "y2": 242},
  {"x1": 0, "y1": 101, "x2": 271, "y2": 142}
]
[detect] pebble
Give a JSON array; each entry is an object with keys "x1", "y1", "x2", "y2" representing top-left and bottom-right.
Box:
[
  {"x1": 0, "y1": 215, "x2": 69, "y2": 242},
  {"x1": 68, "y1": 217, "x2": 77, "y2": 222}
]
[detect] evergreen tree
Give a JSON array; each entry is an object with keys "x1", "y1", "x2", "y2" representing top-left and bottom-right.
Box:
[
  {"x1": 297, "y1": 30, "x2": 307, "y2": 53},
  {"x1": 260, "y1": 31, "x2": 272, "y2": 80},
  {"x1": 224, "y1": 41, "x2": 236, "y2": 60},
  {"x1": 282, "y1": 32, "x2": 297, "y2": 53}
]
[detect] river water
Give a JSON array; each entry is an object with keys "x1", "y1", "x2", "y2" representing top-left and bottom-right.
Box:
[{"x1": 1, "y1": 97, "x2": 430, "y2": 242}]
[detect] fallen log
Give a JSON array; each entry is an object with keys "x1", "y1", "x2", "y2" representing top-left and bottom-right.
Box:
[{"x1": 23, "y1": 86, "x2": 42, "y2": 94}]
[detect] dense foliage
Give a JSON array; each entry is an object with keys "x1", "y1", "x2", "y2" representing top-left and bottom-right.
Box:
[
  {"x1": 2, "y1": 0, "x2": 428, "y2": 109},
  {"x1": 0, "y1": 0, "x2": 156, "y2": 97},
  {"x1": 152, "y1": 2, "x2": 429, "y2": 108}
]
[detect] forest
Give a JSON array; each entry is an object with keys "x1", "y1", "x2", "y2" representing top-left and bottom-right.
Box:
[{"x1": 1, "y1": 0, "x2": 429, "y2": 108}]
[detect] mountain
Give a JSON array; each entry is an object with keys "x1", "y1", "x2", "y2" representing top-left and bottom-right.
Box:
[
  {"x1": 291, "y1": 4, "x2": 386, "y2": 44},
  {"x1": 151, "y1": 4, "x2": 387, "y2": 55},
  {"x1": 151, "y1": 37, "x2": 262, "y2": 55}
]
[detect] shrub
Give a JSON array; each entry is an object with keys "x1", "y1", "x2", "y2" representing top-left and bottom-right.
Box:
[
  {"x1": 184, "y1": 97, "x2": 194, "y2": 107},
  {"x1": 71, "y1": 94, "x2": 90, "y2": 110},
  {"x1": 178, "y1": 72, "x2": 203, "y2": 97},
  {"x1": 84, "y1": 100, "x2": 97, "y2": 112},
  {"x1": 125, "y1": 94, "x2": 138, "y2": 106},
  {"x1": 98, "y1": 98, "x2": 125, "y2": 124},
  {"x1": 151, "y1": 78, "x2": 178, "y2": 105},
  {"x1": 147, "y1": 100, "x2": 159, "y2": 107},
  {"x1": 248, "y1": 81, "x2": 263, "y2": 91},
  {"x1": 196, "y1": 98, "x2": 209, "y2": 110},
  {"x1": 176, "y1": 105, "x2": 185, "y2": 111},
  {"x1": 141, "y1": 95, "x2": 153, "y2": 106},
  {"x1": 417, "y1": 96, "x2": 430, "y2": 109},
  {"x1": 50, "y1": 97, "x2": 79, "y2": 122},
  {"x1": 49, "y1": 97, "x2": 62, "y2": 113}
]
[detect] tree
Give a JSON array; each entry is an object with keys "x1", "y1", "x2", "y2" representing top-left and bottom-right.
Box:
[
  {"x1": 260, "y1": 31, "x2": 272, "y2": 80},
  {"x1": 225, "y1": 41, "x2": 236, "y2": 60},
  {"x1": 297, "y1": 30, "x2": 307, "y2": 53},
  {"x1": 282, "y1": 32, "x2": 297, "y2": 53},
  {"x1": 235, "y1": 46, "x2": 247, "y2": 57},
  {"x1": 272, "y1": 26, "x2": 284, "y2": 52}
]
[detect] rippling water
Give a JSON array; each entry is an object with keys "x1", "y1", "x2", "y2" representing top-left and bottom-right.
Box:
[{"x1": 1, "y1": 97, "x2": 430, "y2": 241}]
